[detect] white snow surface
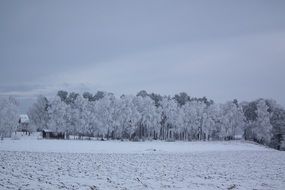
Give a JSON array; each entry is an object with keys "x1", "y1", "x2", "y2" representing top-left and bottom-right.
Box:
[
  {"x1": 0, "y1": 138, "x2": 271, "y2": 154},
  {"x1": 0, "y1": 135, "x2": 285, "y2": 189}
]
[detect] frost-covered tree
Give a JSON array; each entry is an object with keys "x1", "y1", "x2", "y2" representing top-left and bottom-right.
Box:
[
  {"x1": 94, "y1": 91, "x2": 105, "y2": 101},
  {"x1": 242, "y1": 101, "x2": 258, "y2": 123},
  {"x1": 243, "y1": 99, "x2": 273, "y2": 144},
  {"x1": 254, "y1": 100, "x2": 272, "y2": 144},
  {"x1": 134, "y1": 96, "x2": 161, "y2": 140},
  {"x1": 181, "y1": 100, "x2": 206, "y2": 140},
  {"x1": 136, "y1": 90, "x2": 149, "y2": 98},
  {"x1": 66, "y1": 92, "x2": 79, "y2": 105},
  {"x1": 83, "y1": 92, "x2": 95, "y2": 102},
  {"x1": 84, "y1": 101, "x2": 98, "y2": 137},
  {"x1": 202, "y1": 104, "x2": 220, "y2": 141},
  {"x1": 57, "y1": 90, "x2": 68, "y2": 103},
  {"x1": 219, "y1": 101, "x2": 245, "y2": 140},
  {"x1": 93, "y1": 94, "x2": 117, "y2": 139},
  {"x1": 28, "y1": 95, "x2": 49, "y2": 131},
  {"x1": 174, "y1": 92, "x2": 191, "y2": 106},
  {"x1": 25, "y1": 90, "x2": 285, "y2": 149},
  {"x1": 0, "y1": 97, "x2": 19, "y2": 138},
  {"x1": 148, "y1": 93, "x2": 163, "y2": 107},
  {"x1": 270, "y1": 107, "x2": 285, "y2": 150},
  {"x1": 117, "y1": 95, "x2": 140, "y2": 139},
  {"x1": 47, "y1": 97, "x2": 69, "y2": 133},
  {"x1": 73, "y1": 95, "x2": 89, "y2": 137},
  {"x1": 160, "y1": 97, "x2": 182, "y2": 140}
]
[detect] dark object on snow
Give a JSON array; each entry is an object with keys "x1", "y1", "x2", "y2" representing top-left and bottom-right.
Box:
[{"x1": 42, "y1": 129, "x2": 65, "y2": 139}]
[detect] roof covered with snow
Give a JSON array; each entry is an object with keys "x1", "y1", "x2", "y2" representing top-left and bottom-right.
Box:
[{"x1": 19, "y1": 114, "x2": 29, "y2": 123}]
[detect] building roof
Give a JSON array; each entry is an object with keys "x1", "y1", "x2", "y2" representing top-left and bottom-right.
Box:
[
  {"x1": 42, "y1": 129, "x2": 52, "y2": 132},
  {"x1": 19, "y1": 114, "x2": 29, "y2": 123}
]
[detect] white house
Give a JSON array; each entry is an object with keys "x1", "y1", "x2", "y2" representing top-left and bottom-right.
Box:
[{"x1": 18, "y1": 114, "x2": 30, "y2": 132}]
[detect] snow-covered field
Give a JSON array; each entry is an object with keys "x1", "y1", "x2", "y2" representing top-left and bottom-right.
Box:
[{"x1": 0, "y1": 137, "x2": 285, "y2": 189}]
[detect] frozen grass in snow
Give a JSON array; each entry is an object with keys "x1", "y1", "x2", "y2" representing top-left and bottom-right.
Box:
[
  {"x1": 0, "y1": 138, "x2": 271, "y2": 154},
  {"x1": 0, "y1": 138, "x2": 284, "y2": 189}
]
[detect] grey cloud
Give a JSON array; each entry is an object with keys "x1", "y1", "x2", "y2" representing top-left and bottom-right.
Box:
[{"x1": 0, "y1": 0, "x2": 285, "y2": 107}]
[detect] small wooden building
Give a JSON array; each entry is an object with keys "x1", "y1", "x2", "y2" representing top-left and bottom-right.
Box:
[{"x1": 42, "y1": 129, "x2": 65, "y2": 139}]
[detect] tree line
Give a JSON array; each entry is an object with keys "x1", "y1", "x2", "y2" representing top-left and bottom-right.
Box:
[
  {"x1": 0, "y1": 96, "x2": 18, "y2": 139},
  {"x1": 25, "y1": 90, "x2": 285, "y2": 150}
]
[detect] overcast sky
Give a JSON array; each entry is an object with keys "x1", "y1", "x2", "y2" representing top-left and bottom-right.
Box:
[{"x1": 1, "y1": 0, "x2": 285, "y2": 108}]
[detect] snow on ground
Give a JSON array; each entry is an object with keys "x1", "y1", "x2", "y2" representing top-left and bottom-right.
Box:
[
  {"x1": 0, "y1": 136, "x2": 285, "y2": 189},
  {"x1": 0, "y1": 133, "x2": 271, "y2": 154}
]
